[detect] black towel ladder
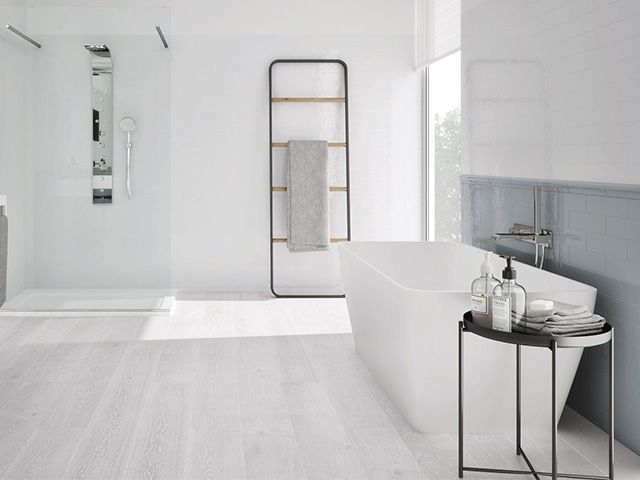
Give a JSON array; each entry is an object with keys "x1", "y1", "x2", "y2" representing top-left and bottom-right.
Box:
[{"x1": 268, "y1": 59, "x2": 352, "y2": 298}]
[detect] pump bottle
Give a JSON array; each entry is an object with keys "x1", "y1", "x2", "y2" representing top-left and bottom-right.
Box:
[
  {"x1": 471, "y1": 252, "x2": 500, "y2": 328},
  {"x1": 491, "y1": 256, "x2": 527, "y2": 332}
]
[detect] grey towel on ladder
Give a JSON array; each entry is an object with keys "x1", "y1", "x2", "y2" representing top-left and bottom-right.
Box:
[
  {"x1": 0, "y1": 215, "x2": 7, "y2": 307},
  {"x1": 287, "y1": 140, "x2": 330, "y2": 252}
]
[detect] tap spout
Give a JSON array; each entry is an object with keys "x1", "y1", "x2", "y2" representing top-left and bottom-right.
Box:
[{"x1": 491, "y1": 232, "x2": 535, "y2": 240}]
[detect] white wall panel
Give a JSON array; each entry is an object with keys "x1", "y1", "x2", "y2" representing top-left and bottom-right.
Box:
[{"x1": 462, "y1": 0, "x2": 640, "y2": 184}]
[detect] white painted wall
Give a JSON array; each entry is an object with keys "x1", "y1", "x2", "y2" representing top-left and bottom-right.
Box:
[
  {"x1": 168, "y1": 0, "x2": 421, "y2": 292},
  {"x1": 0, "y1": 5, "x2": 31, "y2": 300},
  {"x1": 462, "y1": 0, "x2": 640, "y2": 184},
  {"x1": 12, "y1": 0, "x2": 421, "y2": 295}
]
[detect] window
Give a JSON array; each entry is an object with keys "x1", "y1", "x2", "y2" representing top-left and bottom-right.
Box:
[{"x1": 427, "y1": 50, "x2": 461, "y2": 242}]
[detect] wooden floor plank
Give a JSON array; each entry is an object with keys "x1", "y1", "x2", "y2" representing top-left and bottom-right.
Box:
[
  {"x1": 236, "y1": 336, "x2": 307, "y2": 480},
  {"x1": 349, "y1": 426, "x2": 430, "y2": 480},
  {"x1": 63, "y1": 341, "x2": 162, "y2": 480},
  {"x1": 283, "y1": 381, "x2": 368, "y2": 480},
  {"x1": 122, "y1": 381, "x2": 192, "y2": 480},
  {"x1": 184, "y1": 337, "x2": 245, "y2": 480},
  {"x1": 300, "y1": 334, "x2": 393, "y2": 429},
  {"x1": 0, "y1": 300, "x2": 637, "y2": 480},
  {"x1": 122, "y1": 333, "x2": 200, "y2": 480},
  {"x1": 1, "y1": 428, "x2": 83, "y2": 480}
]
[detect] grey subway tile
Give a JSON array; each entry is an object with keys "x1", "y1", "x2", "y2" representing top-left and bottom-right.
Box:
[
  {"x1": 586, "y1": 233, "x2": 627, "y2": 259},
  {"x1": 628, "y1": 241, "x2": 640, "y2": 263},
  {"x1": 568, "y1": 247, "x2": 606, "y2": 273},
  {"x1": 606, "y1": 217, "x2": 640, "y2": 241},
  {"x1": 606, "y1": 257, "x2": 640, "y2": 287},
  {"x1": 512, "y1": 204, "x2": 532, "y2": 223},
  {"x1": 586, "y1": 196, "x2": 628, "y2": 217},
  {"x1": 594, "y1": 292, "x2": 606, "y2": 315},
  {"x1": 563, "y1": 193, "x2": 587, "y2": 212},
  {"x1": 617, "y1": 364, "x2": 640, "y2": 398},
  {"x1": 629, "y1": 199, "x2": 640, "y2": 220},
  {"x1": 568, "y1": 211, "x2": 606, "y2": 234},
  {"x1": 560, "y1": 229, "x2": 586, "y2": 250}
]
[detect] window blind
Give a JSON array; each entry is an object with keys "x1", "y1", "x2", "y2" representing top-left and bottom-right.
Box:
[{"x1": 415, "y1": 0, "x2": 460, "y2": 69}]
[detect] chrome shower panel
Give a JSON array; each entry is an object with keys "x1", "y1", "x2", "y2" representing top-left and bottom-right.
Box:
[{"x1": 85, "y1": 45, "x2": 113, "y2": 204}]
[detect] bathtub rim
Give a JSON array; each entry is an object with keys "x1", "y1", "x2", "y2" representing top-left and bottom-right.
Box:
[{"x1": 339, "y1": 241, "x2": 597, "y2": 297}]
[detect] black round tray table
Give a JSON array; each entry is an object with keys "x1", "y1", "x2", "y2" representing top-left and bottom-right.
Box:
[{"x1": 459, "y1": 311, "x2": 614, "y2": 480}]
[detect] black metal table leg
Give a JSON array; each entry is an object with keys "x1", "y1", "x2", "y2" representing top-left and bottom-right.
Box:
[
  {"x1": 609, "y1": 328, "x2": 615, "y2": 480},
  {"x1": 551, "y1": 340, "x2": 558, "y2": 480},
  {"x1": 459, "y1": 321, "x2": 464, "y2": 478}
]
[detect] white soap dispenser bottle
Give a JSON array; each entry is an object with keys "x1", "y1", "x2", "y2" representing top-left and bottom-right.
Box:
[
  {"x1": 492, "y1": 256, "x2": 527, "y2": 332},
  {"x1": 471, "y1": 252, "x2": 500, "y2": 328}
]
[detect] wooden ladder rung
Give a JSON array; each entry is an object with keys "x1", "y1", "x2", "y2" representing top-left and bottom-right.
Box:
[
  {"x1": 272, "y1": 97, "x2": 346, "y2": 103},
  {"x1": 272, "y1": 186, "x2": 347, "y2": 192},
  {"x1": 272, "y1": 142, "x2": 347, "y2": 148},
  {"x1": 272, "y1": 237, "x2": 349, "y2": 244}
]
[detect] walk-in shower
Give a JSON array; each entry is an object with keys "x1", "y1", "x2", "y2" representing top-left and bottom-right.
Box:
[{"x1": 0, "y1": 6, "x2": 172, "y2": 312}]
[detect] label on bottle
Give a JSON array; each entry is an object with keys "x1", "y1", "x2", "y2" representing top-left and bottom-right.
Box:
[
  {"x1": 492, "y1": 296, "x2": 512, "y2": 332},
  {"x1": 471, "y1": 294, "x2": 488, "y2": 315}
]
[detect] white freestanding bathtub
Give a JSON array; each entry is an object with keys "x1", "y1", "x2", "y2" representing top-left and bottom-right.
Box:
[{"x1": 338, "y1": 242, "x2": 597, "y2": 434}]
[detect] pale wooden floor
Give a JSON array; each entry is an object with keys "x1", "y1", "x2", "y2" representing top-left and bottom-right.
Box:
[{"x1": 0, "y1": 297, "x2": 638, "y2": 480}]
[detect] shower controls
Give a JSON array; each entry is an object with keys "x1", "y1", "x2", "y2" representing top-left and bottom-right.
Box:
[
  {"x1": 119, "y1": 117, "x2": 136, "y2": 200},
  {"x1": 85, "y1": 45, "x2": 113, "y2": 204},
  {"x1": 93, "y1": 109, "x2": 100, "y2": 141}
]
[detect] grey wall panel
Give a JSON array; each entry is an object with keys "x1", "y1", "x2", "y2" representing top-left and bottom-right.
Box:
[{"x1": 461, "y1": 175, "x2": 640, "y2": 454}]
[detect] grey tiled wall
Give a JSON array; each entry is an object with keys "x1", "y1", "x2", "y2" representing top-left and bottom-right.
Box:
[{"x1": 461, "y1": 175, "x2": 640, "y2": 455}]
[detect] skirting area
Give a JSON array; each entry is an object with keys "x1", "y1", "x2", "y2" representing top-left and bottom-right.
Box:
[{"x1": 0, "y1": 298, "x2": 638, "y2": 479}]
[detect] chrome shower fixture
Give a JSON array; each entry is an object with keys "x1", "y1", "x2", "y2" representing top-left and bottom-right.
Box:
[
  {"x1": 120, "y1": 117, "x2": 136, "y2": 200},
  {"x1": 491, "y1": 185, "x2": 553, "y2": 269},
  {"x1": 155, "y1": 26, "x2": 169, "y2": 48},
  {"x1": 85, "y1": 45, "x2": 113, "y2": 204},
  {"x1": 84, "y1": 44, "x2": 109, "y2": 52},
  {"x1": 5, "y1": 24, "x2": 41, "y2": 48}
]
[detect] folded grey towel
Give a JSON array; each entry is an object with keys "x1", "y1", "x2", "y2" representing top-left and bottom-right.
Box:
[
  {"x1": 549, "y1": 311, "x2": 593, "y2": 322},
  {"x1": 551, "y1": 329, "x2": 605, "y2": 337},
  {"x1": 540, "y1": 321, "x2": 605, "y2": 336},
  {"x1": 513, "y1": 314, "x2": 548, "y2": 325},
  {"x1": 553, "y1": 300, "x2": 589, "y2": 317},
  {"x1": 287, "y1": 140, "x2": 330, "y2": 253},
  {"x1": 512, "y1": 314, "x2": 605, "y2": 336},
  {"x1": 514, "y1": 300, "x2": 591, "y2": 324},
  {"x1": 516, "y1": 312, "x2": 596, "y2": 325},
  {"x1": 513, "y1": 324, "x2": 605, "y2": 337},
  {"x1": 524, "y1": 307, "x2": 556, "y2": 318}
]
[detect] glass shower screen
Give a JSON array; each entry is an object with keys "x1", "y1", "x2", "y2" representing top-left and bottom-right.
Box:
[{"x1": 0, "y1": 6, "x2": 172, "y2": 312}]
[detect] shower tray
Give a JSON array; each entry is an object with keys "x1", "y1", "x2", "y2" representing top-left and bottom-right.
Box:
[{"x1": 1, "y1": 288, "x2": 174, "y2": 312}]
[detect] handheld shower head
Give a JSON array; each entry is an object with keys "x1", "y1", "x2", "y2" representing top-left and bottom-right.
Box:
[
  {"x1": 120, "y1": 117, "x2": 136, "y2": 200},
  {"x1": 120, "y1": 117, "x2": 136, "y2": 132}
]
